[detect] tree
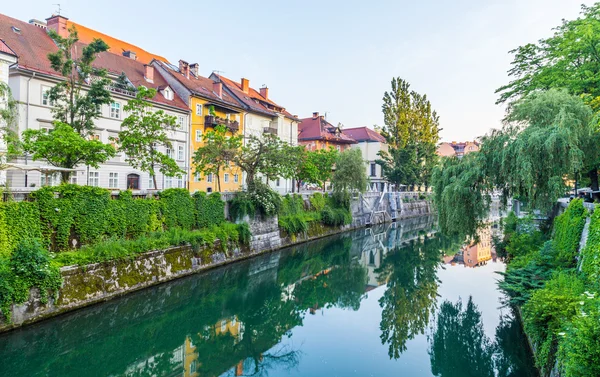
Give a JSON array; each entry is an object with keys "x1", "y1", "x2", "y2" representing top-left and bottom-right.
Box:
[
  {"x1": 118, "y1": 86, "x2": 184, "y2": 189},
  {"x1": 331, "y1": 148, "x2": 368, "y2": 194},
  {"x1": 495, "y1": 4, "x2": 600, "y2": 190},
  {"x1": 378, "y1": 77, "x2": 440, "y2": 190},
  {"x1": 303, "y1": 148, "x2": 339, "y2": 191},
  {"x1": 0, "y1": 83, "x2": 19, "y2": 171},
  {"x1": 278, "y1": 144, "x2": 307, "y2": 193},
  {"x1": 22, "y1": 122, "x2": 116, "y2": 182},
  {"x1": 193, "y1": 125, "x2": 241, "y2": 192},
  {"x1": 234, "y1": 133, "x2": 284, "y2": 189},
  {"x1": 46, "y1": 25, "x2": 112, "y2": 136}
]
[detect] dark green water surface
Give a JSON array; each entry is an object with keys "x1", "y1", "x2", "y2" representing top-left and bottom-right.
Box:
[{"x1": 0, "y1": 216, "x2": 537, "y2": 377}]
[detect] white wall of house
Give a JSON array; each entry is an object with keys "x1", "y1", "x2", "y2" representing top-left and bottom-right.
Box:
[
  {"x1": 352, "y1": 141, "x2": 388, "y2": 191},
  {"x1": 6, "y1": 72, "x2": 190, "y2": 191},
  {"x1": 0, "y1": 52, "x2": 18, "y2": 186}
]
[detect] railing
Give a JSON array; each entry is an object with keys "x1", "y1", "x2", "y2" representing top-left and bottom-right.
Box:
[
  {"x1": 263, "y1": 127, "x2": 278, "y2": 135},
  {"x1": 204, "y1": 115, "x2": 240, "y2": 133}
]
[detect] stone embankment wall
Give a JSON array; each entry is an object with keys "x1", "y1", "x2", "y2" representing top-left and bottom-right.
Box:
[{"x1": 0, "y1": 195, "x2": 434, "y2": 333}]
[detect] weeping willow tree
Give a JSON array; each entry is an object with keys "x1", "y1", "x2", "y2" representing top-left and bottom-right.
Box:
[{"x1": 432, "y1": 89, "x2": 594, "y2": 238}]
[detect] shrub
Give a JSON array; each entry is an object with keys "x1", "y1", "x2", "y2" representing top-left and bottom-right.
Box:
[
  {"x1": 321, "y1": 206, "x2": 351, "y2": 227},
  {"x1": 159, "y1": 188, "x2": 195, "y2": 230},
  {"x1": 229, "y1": 192, "x2": 255, "y2": 221},
  {"x1": 0, "y1": 201, "x2": 42, "y2": 257},
  {"x1": 249, "y1": 181, "x2": 281, "y2": 217},
  {"x1": 279, "y1": 214, "x2": 309, "y2": 235},
  {"x1": 237, "y1": 222, "x2": 252, "y2": 246},
  {"x1": 552, "y1": 199, "x2": 587, "y2": 267},
  {"x1": 309, "y1": 192, "x2": 326, "y2": 212},
  {"x1": 280, "y1": 194, "x2": 305, "y2": 216},
  {"x1": 194, "y1": 191, "x2": 225, "y2": 228}
]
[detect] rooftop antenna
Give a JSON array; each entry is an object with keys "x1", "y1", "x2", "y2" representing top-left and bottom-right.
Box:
[
  {"x1": 324, "y1": 111, "x2": 329, "y2": 120},
  {"x1": 212, "y1": 70, "x2": 225, "y2": 76},
  {"x1": 53, "y1": 3, "x2": 62, "y2": 15}
]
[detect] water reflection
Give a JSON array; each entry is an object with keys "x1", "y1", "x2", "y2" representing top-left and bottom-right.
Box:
[{"x1": 0, "y1": 216, "x2": 535, "y2": 377}]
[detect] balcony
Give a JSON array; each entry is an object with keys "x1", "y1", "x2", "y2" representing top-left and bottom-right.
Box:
[
  {"x1": 263, "y1": 126, "x2": 278, "y2": 135},
  {"x1": 204, "y1": 115, "x2": 240, "y2": 133}
]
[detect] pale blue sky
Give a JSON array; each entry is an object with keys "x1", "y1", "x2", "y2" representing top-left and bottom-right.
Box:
[{"x1": 3, "y1": 0, "x2": 594, "y2": 141}]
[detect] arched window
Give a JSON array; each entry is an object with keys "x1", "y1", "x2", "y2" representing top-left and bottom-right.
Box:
[{"x1": 127, "y1": 173, "x2": 140, "y2": 190}]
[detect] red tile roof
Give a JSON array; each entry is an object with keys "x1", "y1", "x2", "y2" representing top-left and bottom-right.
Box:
[
  {"x1": 342, "y1": 127, "x2": 386, "y2": 143},
  {"x1": 0, "y1": 39, "x2": 16, "y2": 56},
  {"x1": 154, "y1": 61, "x2": 242, "y2": 109},
  {"x1": 212, "y1": 74, "x2": 297, "y2": 120},
  {"x1": 67, "y1": 21, "x2": 169, "y2": 64},
  {"x1": 0, "y1": 13, "x2": 187, "y2": 111},
  {"x1": 298, "y1": 116, "x2": 357, "y2": 144}
]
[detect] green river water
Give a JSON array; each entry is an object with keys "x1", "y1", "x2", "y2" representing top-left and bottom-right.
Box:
[{"x1": 0, "y1": 216, "x2": 537, "y2": 377}]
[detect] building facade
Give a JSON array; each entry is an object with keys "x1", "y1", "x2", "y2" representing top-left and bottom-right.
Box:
[
  {"x1": 342, "y1": 126, "x2": 388, "y2": 192},
  {"x1": 0, "y1": 40, "x2": 18, "y2": 186},
  {"x1": 210, "y1": 74, "x2": 299, "y2": 194},
  {"x1": 437, "y1": 141, "x2": 479, "y2": 158},
  {"x1": 1, "y1": 14, "x2": 190, "y2": 191},
  {"x1": 298, "y1": 112, "x2": 356, "y2": 152}
]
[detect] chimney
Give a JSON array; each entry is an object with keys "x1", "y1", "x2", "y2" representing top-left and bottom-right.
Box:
[
  {"x1": 213, "y1": 81, "x2": 222, "y2": 98},
  {"x1": 179, "y1": 60, "x2": 190, "y2": 79},
  {"x1": 260, "y1": 86, "x2": 269, "y2": 99},
  {"x1": 29, "y1": 19, "x2": 47, "y2": 29},
  {"x1": 312, "y1": 112, "x2": 319, "y2": 119},
  {"x1": 241, "y1": 78, "x2": 249, "y2": 93},
  {"x1": 144, "y1": 64, "x2": 154, "y2": 82},
  {"x1": 45, "y1": 14, "x2": 69, "y2": 38},
  {"x1": 189, "y1": 63, "x2": 199, "y2": 77},
  {"x1": 122, "y1": 50, "x2": 137, "y2": 60}
]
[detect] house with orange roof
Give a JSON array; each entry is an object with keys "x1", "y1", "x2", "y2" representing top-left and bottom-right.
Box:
[
  {"x1": 0, "y1": 13, "x2": 191, "y2": 190},
  {"x1": 154, "y1": 60, "x2": 246, "y2": 193},
  {"x1": 209, "y1": 73, "x2": 300, "y2": 193},
  {"x1": 298, "y1": 112, "x2": 357, "y2": 152}
]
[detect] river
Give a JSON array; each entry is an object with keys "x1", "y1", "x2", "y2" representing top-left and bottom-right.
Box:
[{"x1": 0, "y1": 216, "x2": 537, "y2": 377}]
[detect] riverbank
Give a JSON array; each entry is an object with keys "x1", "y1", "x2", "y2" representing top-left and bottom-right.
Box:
[{"x1": 0, "y1": 195, "x2": 433, "y2": 333}]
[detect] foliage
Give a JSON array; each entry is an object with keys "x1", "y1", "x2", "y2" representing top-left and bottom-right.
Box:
[
  {"x1": 552, "y1": 199, "x2": 587, "y2": 267},
  {"x1": 377, "y1": 77, "x2": 440, "y2": 189},
  {"x1": 193, "y1": 125, "x2": 242, "y2": 192},
  {"x1": 229, "y1": 191, "x2": 256, "y2": 221},
  {"x1": 0, "y1": 201, "x2": 43, "y2": 257},
  {"x1": 159, "y1": 188, "x2": 195, "y2": 230},
  {"x1": 302, "y1": 148, "x2": 339, "y2": 191},
  {"x1": 331, "y1": 148, "x2": 368, "y2": 195},
  {"x1": 279, "y1": 194, "x2": 306, "y2": 216},
  {"x1": 0, "y1": 82, "x2": 20, "y2": 169},
  {"x1": 0, "y1": 239, "x2": 62, "y2": 322},
  {"x1": 278, "y1": 214, "x2": 309, "y2": 235},
  {"x1": 22, "y1": 122, "x2": 116, "y2": 183},
  {"x1": 278, "y1": 144, "x2": 307, "y2": 192},
  {"x1": 193, "y1": 191, "x2": 225, "y2": 228},
  {"x1": 309, "y1": 192, "x2": 326, "y2": 212},
  {"x1": 234, "y1": 133, "x2": 286, "y2": 188},
  {"x1": 320, "y1": 206, "x2": 351, "y2": 227},
  {"x1": 118, "y1": 86, "x2": 183, "y2": 189},
  {"x1": 247, "y1": 181, "x2": 282, "y2": 218},
  {"x1": 581, "y1": 207, "x2": 600, "y2": 285},
  {"x1": 522, "y1": 272, "x2": 585, "y2": 374}
]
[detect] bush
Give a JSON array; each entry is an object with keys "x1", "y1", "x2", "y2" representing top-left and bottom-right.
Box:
[
  {"x1": 552, "y1": 199, "x2": 587, "y2": 267},
  {"x1": 280, "y1": 194, "x2": 305, "y2": 216},
  {"x1": 309, "y1": 192, "x2": 326, "y2": 212},
  {"x1": 249, "y1": 181, "x2": 281, "y2": 217},
  {"x1": 194, "y1": 191, "x2": 225, "y2": 228},
  {"x1": 0, "y1": 201, "x2": 42, "y2": 257},
  {"x1": 321, "y1": 206, "x2": 351, "y2": 227},
  {"x1": 279, "y1": 214, "x2": 309, "y2": 235},
  {"x1": 229, "y1": 192, "x2": 255, "y2": 221},
  {"x1": 0, "y1": 239, "x2": 62, "y2": 322},
  {"x1": 159, "y1": 188, "x2": 195, "y2": 230}
]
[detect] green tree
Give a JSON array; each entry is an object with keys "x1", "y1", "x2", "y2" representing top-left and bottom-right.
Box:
[
  {"x1": 193, "y1": 125, "x2": 241, "y2": 192},
  {"x1": 0, "y1": 83, "x2": 19, "y2": 171},
  {"x1": 304, "y1": 148, "x2": 339, "y2": 191},
  {"x1": 234, "y1": 133, "x2": 284, "y2": 189},
  {"x1": 378, "y1": 77, "x2": 440, "y2": 190},
  {"x1": 278, "y1": 144, "x2": 307, "y2": 193},
  {"x1": 332, "y1": 148, "x2": 368, "y2": 194},
  {"x1": 22, "y1": 123, "x2": 116, "y2": 182},
  {"x1": 120, "y1": 86, "x2": 184, "y2": 190}
]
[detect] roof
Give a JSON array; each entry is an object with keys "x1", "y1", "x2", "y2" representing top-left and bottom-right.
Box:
[
  {"x1": 298, "y1": 116, "x2": 357, "y2": 144},
  {"x1": 342, "y1": 127, "x2": 386, "y2": 143},
  {"x1": 211, "y1": 74, "x2": 297, "y2": 120},
  {"x1": 154, "y1": 61, "x2": 242, "y2": 109},
  {"x1": 0, "y1": 39, "x2": 16, "y2": 57},
  {"x1": 0, "y1": 13, "x2": 187, "y2": 111},
  {"x1": 67, "y1": 21, "x2": 168, "y2": 64}
]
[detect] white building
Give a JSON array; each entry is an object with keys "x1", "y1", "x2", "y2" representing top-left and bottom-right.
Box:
[
  {"x1": 1, "y1": 14, "x2": 190, "y2": 191},
  {"x1": 210, "y1": 74, "x2": 300, "y2": 194},
  {"x1": 0, "y1": 40, "x2": 18, "y2": 186},
  {"x1": 343, "y1": 127, "x2": 388, "y2": 192}
]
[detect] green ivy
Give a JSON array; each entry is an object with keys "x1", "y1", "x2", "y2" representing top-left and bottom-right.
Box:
[
  {"x1": 552, "y1": 199, "x2": 587, "y2": 267},
  {"x1": 0, "y1": 201, "x2": 42, "y2": 256},
  {"x1": 194, "y1": 191, "x2": 225, "y2": 228},
  {"x1": 158, "y1": 188, "x2": 195, "y2": 230},
  {"x1": 309, "y1": 192, "x2": 326, "y2": 211}
]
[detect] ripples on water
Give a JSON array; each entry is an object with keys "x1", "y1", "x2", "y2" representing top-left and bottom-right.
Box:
[{"x1": 0, "y1": 216, "x2": 537, "y2": 377}]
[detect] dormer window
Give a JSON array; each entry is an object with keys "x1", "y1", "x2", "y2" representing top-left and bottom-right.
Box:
[
  {"x1": 162, "y1": 87, "x2": 174, "y2": 101},
  {"x1": 12, "y1": 26, "x2": 21, "y2": 34}
]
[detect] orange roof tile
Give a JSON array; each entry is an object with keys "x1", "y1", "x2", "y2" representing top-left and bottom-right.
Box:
[{"x1": 67, "y1": 21, "x2": 168, "y2": 64}]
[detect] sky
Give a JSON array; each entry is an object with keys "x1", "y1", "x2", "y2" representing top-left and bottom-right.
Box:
[{"x1": 2, "y1": 0, "x2": 595, "y2": 141}]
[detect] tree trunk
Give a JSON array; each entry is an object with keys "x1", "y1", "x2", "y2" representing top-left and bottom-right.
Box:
[
  {"x1": 61, "y1": 171, "x2": 70, "y2": 184},
  {"x1": 152, "y1": 174, "x2": 158, "y2": 191},
  {"x1": 589, "y1": 168, "x2": 599, "y2": 200},
  {"x1": 216, "y1": 168, "x2": 221, "y2": 192}
]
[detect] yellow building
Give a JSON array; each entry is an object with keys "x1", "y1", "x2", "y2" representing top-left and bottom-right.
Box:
[
  {"x1": 463, "y1": 226, "x2": 492, "y2": 267},
  {"x1": 153, "y1": 60, "x2": 246, "y2": 193}
]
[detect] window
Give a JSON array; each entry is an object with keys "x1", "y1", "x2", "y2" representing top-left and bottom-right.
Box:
[
  {"x1": 110, "y1": 137, "x2": 119, "y2": 150},
  {"x1": 148, "y1": 176, "x2": 155, "y2": 189},
  {"x1": 127, "y1": 174, "x2": 140, "y2": 189},
  {"x1": 276, "y1": 178, "x2": 280, "y2": 187},
  {"x1": 90, "y1": 133, "x2": 101, "y2": 141},
  {"x1": 234, "y1": 174, "x2": 239, "y2": 183},
  {"x1": 207, "y1": 173, "x2": 213, "y2": 183},
  {"x1": 190, "y1": 361, "x2": 197, "y2": 374},
  {"x1": 231, "y1": 317, "x2": 237, "y2": 326},
  {"x1": 89, "y1": 171, "x2": 99, "y2": 187},
  {"x1": 166, "y1": 147, "x2": 173, "y2": 158},
  {"x1": 163, "y1": 87, "x2": 173, "y2": 100},
  {"x1": 194, "y1": 172, "x2": 201, "y2": 182},
  {"x1": 336, "y1": 145, "x2": 341, "y2": 151},
  {"x1": 70, "y1": 175, "x2": 78, "y2": 185},
  {"x1": 196, "y1": 103, "x2": 203, "y2": 115},
  {"x1": 41, "y1": 173, "x2": 59, "y2": 187},
  {"x1": 41, "y1": 86, "x2": 53, "y2": 106},
  {"x1": 108, "y1": 172, "x2": 119, "y2": 188},
  {"x1": 195, "y1": 130, "x2": 202, "y2": 142},
  {"x1": 110, "y1": 102, "x2": 121, "y2": 119},
  {"x1": 370, "y1": 163, "x2": 377, "y2": 177},
  {"x1": 224, "y1": 173, "x2": 229, "y2": 183},
  {"x1": 165, "y1": 176, "x2": 173, "y2": 188},
  {"x1": 221, "y1": 320, "x2": 227, "y2": 332},
  {"x1": 177, "y1": 145, "x2": 184, "y2": 161},
  {"x1": 40, "y1": 125, "x2": 51, "y2": 133},
  {"x1": 177, "y1": 176, "x2": 184, "y2": 188},
  {"x1": 177, "y1": 116, "x2": 185, "y2": 130}
]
